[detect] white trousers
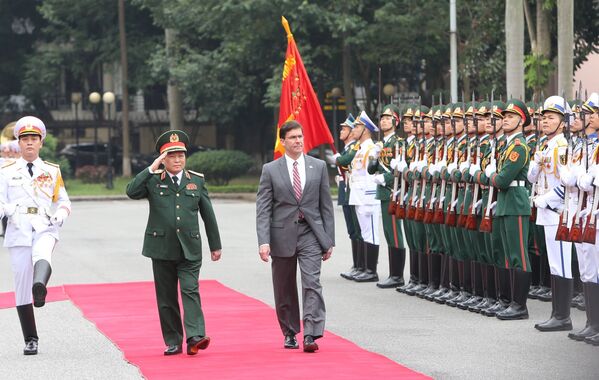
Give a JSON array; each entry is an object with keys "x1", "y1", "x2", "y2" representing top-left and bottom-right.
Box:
[
  {"x1": 355, "y1": 205, "x2": 380, "y2": 245},
  {"x1": 574, "y1": 242, "x2": 599, "y2": 283},
  {"x1": 542, "y1": 225, "x2": 573, "y2": 279},
  {"x1": 8, "y1": 233, "x2": 56, "y2": 306}
]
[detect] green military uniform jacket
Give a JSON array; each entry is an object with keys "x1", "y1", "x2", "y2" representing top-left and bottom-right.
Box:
[
  {"x1": 368, "y1": 133, "x2": 400, "y2": 201},
  {"x1": 126, "y1": 167, "x2": 222, "y2": 261},
  {"x1": 488, "y1": 133, "x2": 531, "y2": 216}
]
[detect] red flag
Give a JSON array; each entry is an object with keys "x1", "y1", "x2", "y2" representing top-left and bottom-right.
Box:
[{"x1": 274, "y1": 16, "x2": 335, "y2": 159}]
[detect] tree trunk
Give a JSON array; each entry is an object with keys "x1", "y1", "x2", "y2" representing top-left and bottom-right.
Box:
[
  {"x1": 557, "y1": 0, "x2": 574, "y2": 99},
  {"x1": 165, "y1": 28, "x2": 184, "y2": 131},
  {"x1": 505, "y1": 0, "x2": 525, "y2": 100},
  {"x1": 342, "y1": 34, "x2": 354, "y2": 116},
  {"x1": 537, "y1": 1, "x2": 552, "y2": 97},
  {"x1": 118, "y1": 0, "x2": 131, "y2": 177}
]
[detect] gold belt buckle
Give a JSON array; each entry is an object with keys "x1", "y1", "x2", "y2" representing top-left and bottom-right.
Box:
[{"x1": 26, "y1": 207, "x2": 38, "y2": 215}]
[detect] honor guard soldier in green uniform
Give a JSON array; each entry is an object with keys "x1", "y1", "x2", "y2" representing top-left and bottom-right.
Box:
[
  {"x1": 335, "y1": 114, "x2": 365, "y2": 280},
  {"x1": 126, "y1": 130, "x2": 222, "y2": 356},
  {"x1": 479, "y1": 99, "x2": 532, "y2": 320},
  {"x1": 368, "y1": 104, "x2": 406, "y2": 288}
]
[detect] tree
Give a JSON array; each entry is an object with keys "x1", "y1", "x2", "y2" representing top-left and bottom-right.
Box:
[{"x1": 506, "y1": 0, "x2": 525, "y2": 99}]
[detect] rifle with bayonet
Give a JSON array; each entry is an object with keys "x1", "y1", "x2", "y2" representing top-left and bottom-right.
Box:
[
  {"x1": 479, "y1": 90, "x2": 497, "y2": 233},
  {"x1": 556, "y1": 92, "x2": 572, "y2": 241},
  {"x1": 529, "y1": 96, "x2": 540, "y2": 222},
  {"x1": 388, "y1": 118, "x2": 400, "y2": 216},
  {"x1": 569, "y1": 84, "x2": 588, "y2": 242},
  {"x1": 445, "y1": 104, "x2": 459, "y2": 227},
  {"x1": 433, "y1": 103, "x2": 449, "y2": 224},
  {"x1": 407, "y1": 101, "x2": 423, "y2": 220},
  {"x1": 465, "y1": 98, "x2": 481, "y2": 231},
  {"x1": 415, "y1": 106, "x2": 430, "y2": 222},
  {"x1": 457, "y1": 95, "x2": 470, "y2": 228},
  {"x1": 424, "y1": 97, "x2": 439, "y2": 224}
]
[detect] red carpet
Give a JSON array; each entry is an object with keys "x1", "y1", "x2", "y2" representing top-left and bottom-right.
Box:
[
  {"x1": 0, "y1": 286, "x2": 68, "y2": 309},
  {"x1": 62, "y1": 280, "x2": 429, "y2": 380}
]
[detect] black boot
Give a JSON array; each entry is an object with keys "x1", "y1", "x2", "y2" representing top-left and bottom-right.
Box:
[
  {"x1": 420, "y1": 252, "x2": 441, "y2": 298},
  {"x1": 415, "y1": 252, "x2": 431, "y2": 297},
  {"x1": 528, "y1": 253, "x2": 540, "y2": 299},
  {"x1": 535, "y1": 253, "x2": 552, "y2": 301},
  {"x1": 583, "y1": 283, "x2": 599, "y2": 346},
  {"x1": 396, "y1": 250, "x2": 418, "y2": 293},
  {"x1": 426, "y1": 253, "x2": 447, "y2": 301},
  {"x1": 350, "y1": 241, "x2": 366, "y2": 280},
  {"x1": 497, "y1": 269, "x2": 530, "y2": 320},
  {"x1": 569, "y1": 283, "x2": 599, "y2": 341},
  {"x1": 340, "y1": 239, "x2": 360, "y2": 280},
  {"x1": 377, "y1": 247, "x2": 405, "y2": 288},
  {"x1": 471, "y1": 264, "x2": 498, "y2": 313},
  {"x1": 483, "y1": 267, "x2": 511, "y2": 317},
  {"x1": 447, "y1": 260, "x2": 471, "y2": 307},
  {"x1": 460, "y1": 261, "x2": 484, "y2": 309},
  {"x1": 535, "y1": 275, "x2": 573, "y2": 331},
  {"x1": 404, "y1": 251, "x2": 425, "y2": 295},
  {"x1": 32, "y1": 260, "x2": 52, "y2": 308},
  {"x1": 354, "y1": 243, "x2": 379, "y2": 282},
  {"x1": 17, "y1": 304, "x2": 38, "y2": 355},
  {"x1": 436, "y1": 257, "x2": 460, "y2": 304}
]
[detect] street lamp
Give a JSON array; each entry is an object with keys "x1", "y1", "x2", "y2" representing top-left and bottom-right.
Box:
[
  {"x1": 102, "y1": 91, "x2": 115, "y2": 189},
  {"x1": 89, "y1": 92, "x2": 101, "y2": 166},
  {"x1": 331, "y1": 87, "x2": 343, "y2": 151},
  {"x1": 70, "y1": 92, "x2": 82, "y2": 172},
  {"x1": 383, "y1": 84, "x2": 397, "y2": 104}
]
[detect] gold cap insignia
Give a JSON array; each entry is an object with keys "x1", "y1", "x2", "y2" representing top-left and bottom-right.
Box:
[{"x1": 170, "y1": 133, "x2": 179, "y2": 143}]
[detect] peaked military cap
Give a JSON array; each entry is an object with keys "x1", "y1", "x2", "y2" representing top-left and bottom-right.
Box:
[
  {"x1": 476, "y1": 101, "x2": 492, "y2": 116},
  {"x1": 14, "y1": 116, "x2": 46, "y2": 140},
  {"x1": 155, "y1": 129, "x2": 190, "y2": 154},
  {"x1": 504, "y1": 99, "x2": 531, "y2": 127},
  {"x1": 340, "y1": 113, "x2": 356, "y2": 129}
]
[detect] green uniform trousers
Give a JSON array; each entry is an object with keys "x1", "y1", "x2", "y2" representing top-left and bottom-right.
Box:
[
  {"x1": 497, "y1": 216, "x2": 530, "y2": 271},
  {"x1": 152, "y1": 258, "x2": 205, "y2": 346},
  {"x1": 381, "y1": 201, "x2": 404, "y2": 249}
]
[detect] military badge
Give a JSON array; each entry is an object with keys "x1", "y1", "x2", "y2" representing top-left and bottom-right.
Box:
[
  {"x1": 186, "y1": 183, "x2": 198, "y2": 190},
  {"x1": 509, "y1": 151, "x2": 520, "y2": 162},
  {"x1": 170, "y1": 133, "x2": 179, "y2": 143},
  {"x1": 559, "y1": 154, "x2": 567, "y2": 165}
]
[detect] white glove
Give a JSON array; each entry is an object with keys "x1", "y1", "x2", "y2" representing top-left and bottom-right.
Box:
[
  {"x1": 474, "y1": 199, "x2": 483, "y2": 212},
  {"x1": 370, "y1": 143, "x2": 383, "y2": 159},
  {"x1": 485, "y1": 163, "x2": 497, "y2": 178},
  {"x1": 459, "y1": 162, "x2": 470, "y2": 172},
  {"x1": 590, "y1": 165, "x2": 599, "y2": 179},
  {"x1": 409, "y1": 161, "x2": 417, "y2": 171},
  {"x1": 396, "y1": 160, "x2": 408, "y2": 172},
  {"x1": 332, "y1": 153, "x2": 341, "y2": 160},
  {"x1": 447, "y1": 163, "x2": 458, "y2": 173},
  {"x1": 469, "y1": 164, "x2": 481, "y2": 177},
  {"x1": 429, "y1": 163, "x2": 439, "y2": 176},
  {"x1": 579, "y1": 207, "x2": 591, "y2": 219},
  {"x1": 451, "y1": 199, "x2": 459, "y2": 209},
  {"x1": 50, "y1": 208, "x2": 69, "y2": 227},
  {"x1": 2, "y1": 203, "x2": 17, "y2": 217},
  {"x1": 373, "y1": 174, "x2": 385, "y2": 185},
  {"x1": 533, "y1": 151, "x2": 543, "y2": 166},
  {"x1": 593, "y1": 176, "x2": 599, "y2": 188},
  {"x1": 438, "y1": 196, "x2": 445, "y2": 205},
  {"x1": 390, "y1": 158, "x2": 398, "y2": 170},
  {"x1": 534, "y1": 195, "x2": 548, "y2": 209},
  {"x1": 429, "y1": 196, "x2": 437, "y2": 205},
  {"x1": 334, "y1": 175, "x2": 341, "y2": 186},
  {"x1": 578, "y1": 173, "x2": 594, "y2": 192},
  {"x1": 438, "y1": 159, "x2": 447, "y2": 169},
  {"x1": 416, "y1": 160, "x2": 427, "y2": 172},
  {"x1": 593, "y1": 208, "x2": 599, "y2": 217},
  {"x1": 489, "y1": 201, "x2": 497, "y2": 211}
]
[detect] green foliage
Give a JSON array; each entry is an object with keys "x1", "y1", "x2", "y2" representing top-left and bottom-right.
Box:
[
  {"x1": 186, "y1": 150, "x2": 254, "y2": 186},
  {"x1": 40, "y1": 133, "x2": 71, "y2": 177},
  {"x1": 524, "y1": 54, "x2": 555, "y2": 93}
]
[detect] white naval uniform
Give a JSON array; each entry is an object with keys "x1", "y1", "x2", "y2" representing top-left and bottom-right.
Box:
[
  {"x1": 349, "y1": 138, "x2": 380, "y2": 245},
  {"x1": 0, "y1": 157, "x2": 71, "y2": 306},
  {"x1": 528, "y1": 133, "x2": 572, "y2": 278},
  {"x1": 577, "y1": 140, "x2": 599, "y2": 283}
]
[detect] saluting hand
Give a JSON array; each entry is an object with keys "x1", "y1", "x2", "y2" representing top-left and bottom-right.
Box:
[
  {"x1": 150, "y1": 151, "x2": 168, "y2": 172},
  {"x1": 211, "y1": 250, "x2": 222, "y2": 261}
]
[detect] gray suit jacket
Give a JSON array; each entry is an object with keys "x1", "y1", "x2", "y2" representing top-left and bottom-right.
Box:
[{"x1": 256, "y1": 155, "x2": 335, "y2": 257}]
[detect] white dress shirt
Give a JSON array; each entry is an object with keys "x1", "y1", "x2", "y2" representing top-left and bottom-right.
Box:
[
  {"x1": 285, "y1": 153, "x2": 305, "y2": 191},
  {"x1": 166, "y1": 170, "x2": 183, "y2": 185}
]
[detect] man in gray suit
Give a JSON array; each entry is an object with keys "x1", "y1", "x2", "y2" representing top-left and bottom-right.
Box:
[{"x1": 256, "y1": 120, "x2": 335, "y2": 353}]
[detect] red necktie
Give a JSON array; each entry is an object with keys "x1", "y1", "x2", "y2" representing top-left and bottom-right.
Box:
[{"x1": 292, "y1": 161, "x2": 303, "y2": 219}]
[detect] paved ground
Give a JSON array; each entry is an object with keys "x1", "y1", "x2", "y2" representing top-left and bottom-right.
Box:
[{"x1": 1, "y1": 199, "x2": 597, "y2": 379}]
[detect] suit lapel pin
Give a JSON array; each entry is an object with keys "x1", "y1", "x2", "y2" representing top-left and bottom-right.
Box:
[{"x1": 309, "y1": 165, "x2": 313, "y2": 169}]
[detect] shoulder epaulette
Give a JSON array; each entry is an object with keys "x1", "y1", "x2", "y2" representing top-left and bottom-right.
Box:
[
  {"x1": 153, "y1": 169, "x2": 165, "y2": 174},
  {"x1": 44, "y1": 160, "x2": 59, "y2": 168},
  {"x1": 556, "y1": 139, "x2": 568, "y2": 148},
  {"x1": 1, "y1": 160, "x2": 16, "y2": 169},
  {"x1": 188, "y1": 170, "x2": 204, "y2": 178}
]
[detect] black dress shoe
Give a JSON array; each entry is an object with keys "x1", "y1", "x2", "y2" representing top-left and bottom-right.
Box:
[
  {"x1": 187, "y1": 336, "x2": 210, "y2": 355},
  {"x1": 535, "y1": 288, "x2": 552, "y2": 302},
  {"x1": 353, "y1": 270, "x2": 378, "y2": 283},
  {"x1": 571, "y1": 293, "x2": 586, "y2": 311},
  {"x1": 303, "y1": 335, "x2": 318, "y2": 353},
  {"x1": 284, "y1": 335, "x2": 299, "y2": 349},
  {"x1": 585, "y1": 332, "x2": 599, "y2": 346},
  {"x1": 23, "y1": 339, "x2": 38, "y2": 355},
  {"x1": 164, "y1": 344, "x2": 182, "y2": 356},
  {"x1": 32, "y1": 283, "x2": 47, "y2": 308},
  {"x1": 496, "y1": 302, "x2": 529, "y2": 320},
  {"x1": 376, "y1": 276, "x2": 404, "y2": 289},
  {"x1": 535, "y1": 316, "x2": 573, "y2": 332}
]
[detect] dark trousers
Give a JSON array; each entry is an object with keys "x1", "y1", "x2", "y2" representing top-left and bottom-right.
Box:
[
  {"x1": 151, "y1": 258, "x2": 205, "y2": 346},
  {"x1": 271, "y1": 223, "x2": 325, "y2": 339}
]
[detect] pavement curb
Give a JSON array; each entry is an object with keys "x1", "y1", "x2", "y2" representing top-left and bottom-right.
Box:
[{"x1": 70, "y1": 193, "x2": 258, "y2": 202}]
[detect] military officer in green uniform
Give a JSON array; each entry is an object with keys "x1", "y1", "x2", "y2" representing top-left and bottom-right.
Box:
[
  {"x1": 477, "y1": 99, "x2": 532, "y2": 320},
  {"x1": 126, "y1": 130, "x2": 222, "y2": 356},
  {"x1": 368, "y1": 104, "x2": 406, "y2": 288},
  {"x1": 335, "y1": 114, "x2": 364, "y2": 280}
]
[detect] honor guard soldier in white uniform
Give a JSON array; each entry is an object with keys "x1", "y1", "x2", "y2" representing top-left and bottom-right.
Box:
[
  {"x1": 349, "y1": 111, "x2": 381, "y2": 282},
  {"x1": 0, "y1": 116, "x2": 71, "y2": 355}
]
